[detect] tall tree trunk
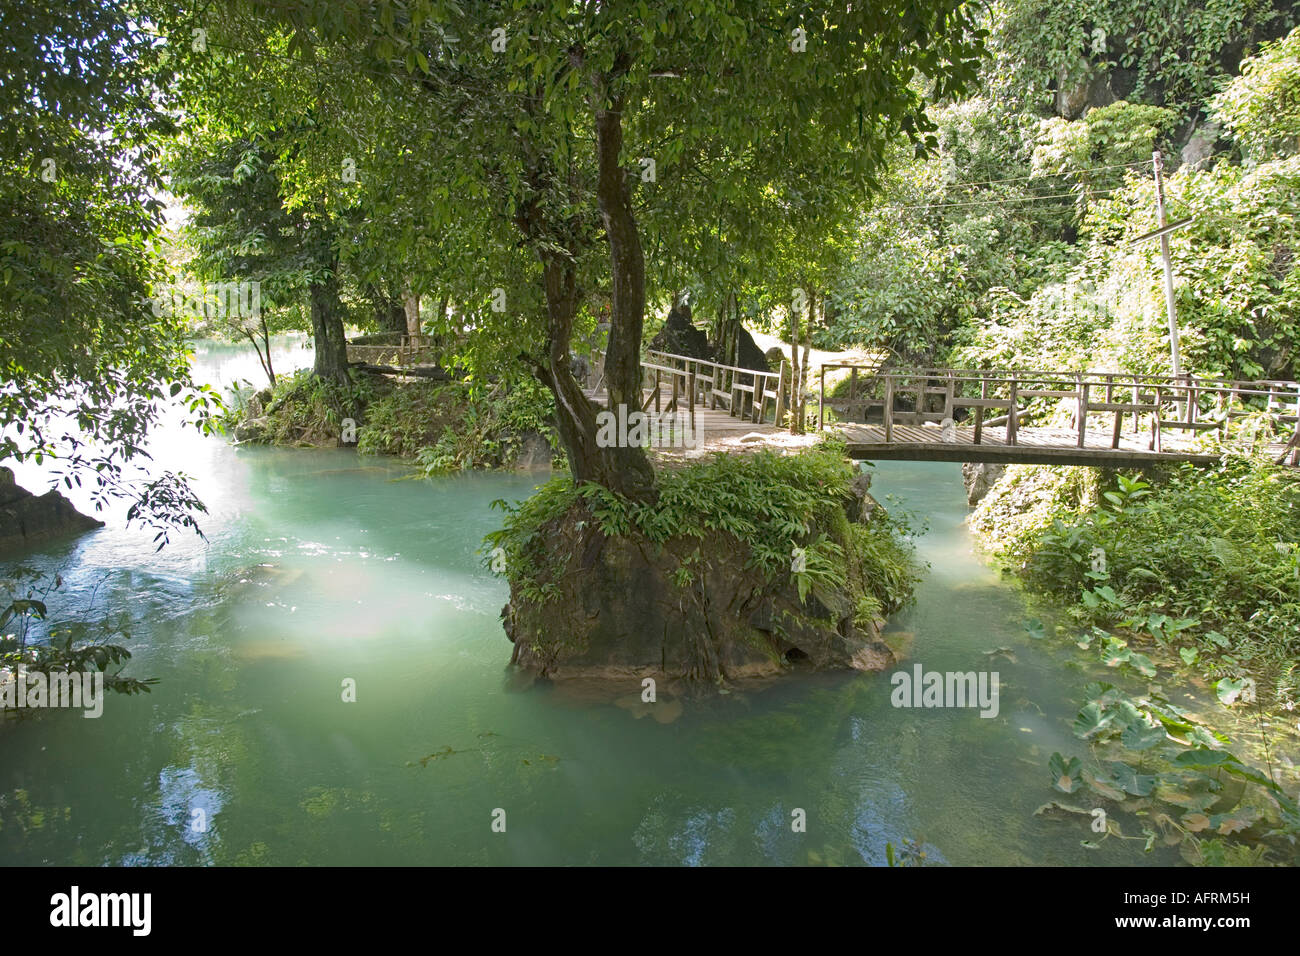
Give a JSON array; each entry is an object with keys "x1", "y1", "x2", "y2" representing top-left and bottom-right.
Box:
[
  {"x1": 511, "y1": 73, "x2": 654, "y2": 501},
  {"x1": 591, "y1": 89, "x2": 655, "y2": 501},
  {"x1": 309, "y1": 265, "x2": 350, "y2": 385},
  {"x1": 403, "y1": 280, "x2": 421, "y2": 339}
]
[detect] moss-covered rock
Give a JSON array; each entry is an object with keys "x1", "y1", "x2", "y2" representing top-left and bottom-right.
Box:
[{"x1": 491, "y1": 439, "x2": 922, "y2": 685}]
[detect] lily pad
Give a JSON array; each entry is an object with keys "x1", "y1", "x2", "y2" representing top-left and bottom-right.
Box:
[
  {"x1": 1083, "y1": 769, "x2": 1126, "y2": 802},
  {"x1": 1034, "y1": 800, "x2": 1092, "y2": 822},
  {"x1": 1127, "y1": 651, "x2": 1157, "y2": 678},
  {"x1": 1215, "y1": 677, "x2": 1244, "y2": 705}
]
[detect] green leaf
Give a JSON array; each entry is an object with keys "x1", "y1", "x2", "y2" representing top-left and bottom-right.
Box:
[
  {"x1": 1172, "y1": 748, "x2": 1240, "y2": 769},
  {"x1": 1127, "y1": 651, "x2": 1157, "y2": 678},
  {"x1": 1049, "y1": 752, "x2": 1083, "y2": 793},
  {"x1": 1106, "y1": 761, "x2": 1156, "y2": 796},
  {"x1": 1073, "y1": 702, "x2": 1113, "y2": 739},
  {"x1": 1121, "y1": 716, "x2": 1166, "y2": 750},
  {"x1": 1215, "y1": 677, "x2": 1245, "y2": 706}
]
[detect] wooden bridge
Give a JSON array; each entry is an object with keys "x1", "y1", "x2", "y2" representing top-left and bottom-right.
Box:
[
  {"x1": 632, "y1": 350, "x2": 1300, "y2": 467},
  {"x1": 346, "y1": 333, "x2": 440, "y2": 370}
]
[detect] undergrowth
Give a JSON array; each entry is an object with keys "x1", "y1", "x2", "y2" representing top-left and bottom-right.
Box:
[{"x1": 485, "y1": 436, "x2": 922, "y2": 615}]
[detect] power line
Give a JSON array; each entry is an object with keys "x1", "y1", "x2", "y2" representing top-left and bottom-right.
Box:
[{"x1": 930, "y1": 160, "x2": 1149, "y2": 191}]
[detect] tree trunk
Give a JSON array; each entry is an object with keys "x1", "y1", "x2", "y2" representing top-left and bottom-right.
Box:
[
  {"x1": 510, "y1": 72, "x2": 654, "y2": 501},
  {"x1": 530, "y1": 255, "x2": 655, "y2": 500},
  {"x1": 366, "y1": 283, "x2": 406, "y2": 336},
  {"x1": 309, "y1": 268, "x2": 350, "y2": 385},
  {"x1": 590, "y1": 91, "x2": 655, "y2": 500},
  {"x1": 403, "y1": 280, "x2": 421, "y2": 339}
]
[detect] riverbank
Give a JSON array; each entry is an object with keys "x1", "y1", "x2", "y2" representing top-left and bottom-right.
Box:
[
  {"x1": 226, "y1": 367, "x2": 561, "y2": 474},
  {"x1": 966, "y1": 454, "x2": 1300, "y2": 864}
]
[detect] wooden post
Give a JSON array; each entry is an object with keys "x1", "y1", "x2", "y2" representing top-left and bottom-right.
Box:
[
  {"x1": 773, "y1": 362, "x2": 786, "y2": 427},
  {"x1": 1152, "y1": 386, "x2": 1163, "y2": 452},
  {"x1": 818, "y1": 368, "x2": 825, "y2": 431},
  {"x1": 688, "y1": 365, "x2": 696, "y2": 433},
  {"x1": 654, "y1": 369, "x2": 661, "y2": 413},
  {"x1": 974, "y1": 376, "x2": 987, "y2": 444},
  {"x1": 1007, "y1": 378, "x2": 1018, "y2": 445},
  {"x1": 1077, "y1": 379, "x2": 1090, "y2": 448},
  {"x1": 883, "y1": 375, "x2": 894, "y2": 443},
  {"x1": 1292, "y1": 386, "x2": 1300, "y2": 459},
  {"x1": 1153, "y1": 150, "x2": 1183, "y2": 380},
  {"x1": 850, "y1": 367, "x2": 858, "y2": 419}
]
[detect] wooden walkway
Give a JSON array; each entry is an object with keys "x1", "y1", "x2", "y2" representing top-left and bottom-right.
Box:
[
  {"x1": 838, "y1": 422, "x2": 1238, "y2": 466},
  {"x1": 625, "y1": 351, "x2": 1300, "y2": 467},
  {"x1": 826, "y1": 366, "x2": 1299, "y2": 467}
]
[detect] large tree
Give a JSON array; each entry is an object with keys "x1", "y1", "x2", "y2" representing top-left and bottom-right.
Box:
[{"x1": 187, "y1": 0, "x2": 984, "y2": 498}]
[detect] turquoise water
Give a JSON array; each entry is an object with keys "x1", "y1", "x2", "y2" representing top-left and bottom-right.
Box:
[{"x1": 0, "y1": 340, "x2": 1183, "y2": 865}]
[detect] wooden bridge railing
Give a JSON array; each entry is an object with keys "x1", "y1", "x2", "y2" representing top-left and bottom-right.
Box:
[
  {"x1": 641, "y1": 349, "x2": 787, "y2": 430},
  {"x1": 819, "y1": 364, "x2": 1300, "y2": 464},
  {"x1": 346, "y1": 334, "x2": 440, "y2": 369}
]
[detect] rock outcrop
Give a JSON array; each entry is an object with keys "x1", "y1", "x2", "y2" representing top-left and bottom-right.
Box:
[
  {"x1": 648, "y1": 301, "x2": 713, "y2": 361},
  {"x1": 0, "y1": 467, "x2": 104, "y2": 553},
  {"x1": 962, "y1": 462, "x2": 1007, "y2": 506},
  {"x1": 732, "y1": 325, "x2": 770, "y2": 372},
  {"x1": 511, "y1": 432, "x2": 556, "y2": 471},
  {"x1": 502, "y1": 471, "x2": 895, "y2": 684}
]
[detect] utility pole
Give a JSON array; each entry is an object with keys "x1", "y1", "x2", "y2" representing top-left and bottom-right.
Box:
[{"x1": 1152, "y1": 150, "x2": 1183, "y2": 379}]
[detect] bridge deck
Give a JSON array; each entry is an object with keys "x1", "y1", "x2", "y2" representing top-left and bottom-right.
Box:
[{"x1": 836, "y1": 422, "x2": 1254, "y2": 466}]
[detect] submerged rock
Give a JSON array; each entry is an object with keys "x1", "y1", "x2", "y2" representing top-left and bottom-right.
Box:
[
  {"x1": 0, "y1": 467, "x2": 104, "y2": 553},
  {"x1": 234, "y1": 418, "x2": 269, "y2": 443}
]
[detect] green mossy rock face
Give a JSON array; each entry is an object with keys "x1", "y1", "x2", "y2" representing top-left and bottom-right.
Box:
[{"x1": 503, "y1": 516, "x2": 893, "y2": 682}]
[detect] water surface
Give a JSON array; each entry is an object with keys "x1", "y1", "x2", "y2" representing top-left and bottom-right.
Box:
[{"x1": 1, "y1": 340, "x2": 1181, "y2": 865}]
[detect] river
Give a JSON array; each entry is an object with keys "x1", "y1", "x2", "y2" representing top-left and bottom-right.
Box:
[{"x1": 0, "y1": 338, "x2": 1182, "y2": 865}]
